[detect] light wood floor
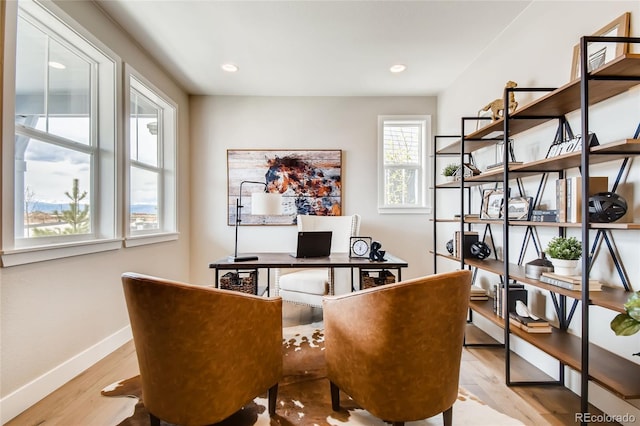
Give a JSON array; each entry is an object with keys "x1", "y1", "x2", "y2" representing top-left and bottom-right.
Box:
[{"x1": 6, "y1": 303, "x2": 617, "y2": 426}]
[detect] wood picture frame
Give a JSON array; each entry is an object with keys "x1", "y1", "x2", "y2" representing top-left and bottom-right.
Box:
[
  {"x1": 480, "y1": 189, "x2": 506, "y2": 220},
  {"x1": 570, "y1": 12, "x2": 630, "y2": 80},
  {"x1": 504, "y1": 196, "x2": 533, "y2": 221},
  {"x1": 227, "y1": 149, "x2": 342, "y2": 225}
]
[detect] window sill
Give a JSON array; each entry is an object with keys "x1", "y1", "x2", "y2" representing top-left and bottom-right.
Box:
[
  {"x1": 378, "y1": 206, "x2": 432, "y2": 215},
  {"x1": 124, "y1": 232, "x2": 179, "y2": 247},
  {"x1": 1, "y1": 239, "x2": 123, "y2": 267}
]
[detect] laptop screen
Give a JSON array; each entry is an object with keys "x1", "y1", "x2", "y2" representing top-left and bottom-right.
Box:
[{"x1": 292, "y1": 231, "x2": 332, "y2": 258}]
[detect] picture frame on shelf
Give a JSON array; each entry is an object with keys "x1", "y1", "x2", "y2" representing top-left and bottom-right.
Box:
[
  {"x1": 504, "y1": 196, "x2": 533, "y2": 221},
  {"x1": 480, "y1": 189, "x2": 507, "y2": 220},
  {"x1": 570, "y1": 12, "x2": 630, "y2": 80}
]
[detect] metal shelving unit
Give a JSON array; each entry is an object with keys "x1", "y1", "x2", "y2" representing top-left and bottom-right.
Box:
[{"x1": 432, "y1": 39, "x2": 640, "y2": 419}]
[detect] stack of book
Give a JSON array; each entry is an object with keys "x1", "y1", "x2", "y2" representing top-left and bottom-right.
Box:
[
  {"x1": 530, "y1": 209, "x2": 558, "y2": 222},
  {"x1": 508, "y1": 312, "x2": 553, "y2": 333},
  {"x1": 470, "y1": 285, "x2": 488, "y2": 301},
  {"x1": 493, "y1": 282, "x2": 527, "y2": 318},
  {"x1": 539, "y1": 272, "x2": 603, "y2": 291},
  {"x1": 453, "y1": 231, "x2": 479, "y2": 258},
  {"x1": 556, "y1": 177, "x2": 608, "y2": 223}
]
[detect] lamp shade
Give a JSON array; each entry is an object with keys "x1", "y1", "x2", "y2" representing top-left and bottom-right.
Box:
[{"x1": 251, "y1": 192, "x2": 283, "y2": 215}]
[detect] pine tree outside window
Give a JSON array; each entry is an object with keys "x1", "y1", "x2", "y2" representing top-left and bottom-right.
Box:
[{"x1": 2, "y1": 0, "x2": 118, "y2": 266}]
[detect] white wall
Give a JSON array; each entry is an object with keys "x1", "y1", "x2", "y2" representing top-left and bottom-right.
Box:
[
  {"x1": 436, "y1": 0, "x2": 640, "y2": 420},
  {"x1": 0, "y1": 1, "x2": 191, "y2": 422},
  {"x1": 189, "y1": 96, "x2": 437, "y2": 287}
]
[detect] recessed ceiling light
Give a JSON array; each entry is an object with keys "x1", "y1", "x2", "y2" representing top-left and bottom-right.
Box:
[
  {"x1": 390, "y1": 64, "x2": 407, "y2": 73},
  {"x1": 48, "y1": 61, "x2": 66, "y2": 69},
  {"x1": 221, "y1": 63, "x2": 239, "y2": 73}
]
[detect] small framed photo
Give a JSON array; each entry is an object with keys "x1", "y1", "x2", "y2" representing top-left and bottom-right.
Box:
[
  {"x1": 480, "y1": 189, "x2": 506, "y2": 220},
  {"x1": 570, "y1": 12, "x2": 630, "y2": 80},
  {"x1": 505, "y1": 196, "x2": 533, "y2": 221}
]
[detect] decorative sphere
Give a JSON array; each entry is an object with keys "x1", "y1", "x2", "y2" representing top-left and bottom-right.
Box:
[
  {"x1": 470, "y1": 241, "x2": 491, "y2": 260},
  {"x1": 446, "y1": 239, "x2": 454, "y2": 254},
  {"x1": 588, "y1": 192, "x2": 627, "y2": 223}
]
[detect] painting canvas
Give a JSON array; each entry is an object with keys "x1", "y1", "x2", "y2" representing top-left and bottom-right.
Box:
[{"x1": 228, "y1": 150, "x2": 342, "y2": 225}]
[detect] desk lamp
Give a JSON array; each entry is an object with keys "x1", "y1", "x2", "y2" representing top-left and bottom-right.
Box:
[{"x1": 229, "y1": 180, "x2": 283, "y2": 262}]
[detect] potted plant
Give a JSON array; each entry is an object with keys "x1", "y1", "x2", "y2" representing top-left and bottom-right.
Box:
[
  {"x1": 442, "y1": 163, "x2": 459, "y2": 182},
  {"x1": 545, "y1": 236, "x2": 582, "y2": 275},
  {"x1": 610, "y1": 291, "x2": 640, "y2": 357}
]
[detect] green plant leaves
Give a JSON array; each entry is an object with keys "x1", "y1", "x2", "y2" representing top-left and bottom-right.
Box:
[
  {"x1": 610, "y1": 292, "x2": 640, "y2": 337},
  {"x1": 546, "y1": 236, "x2": 582, "y2": 260},
  {"x1": 611, "y1": 313, "x2": 640, "y2": 336},
  {"x1": 624, "y1": 292, "x2": 640, "y2": 322}
]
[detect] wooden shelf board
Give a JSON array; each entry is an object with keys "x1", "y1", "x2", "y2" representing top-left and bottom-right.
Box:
[
  {"x1": 436, "y1": 139, "x2": 640, "y2": 188},
  {"x1": 436, "y1": 55, "x2": 640, "y2": 155},
  {"x1": 469, "y1": 298, "x2": 640, "y2": 399},
  {"x1": 462, "y1": 258, "x2": 631, "y2": 313},
  {"x1": 461, "y1": 217, "x2": 640, "y2": 230}
]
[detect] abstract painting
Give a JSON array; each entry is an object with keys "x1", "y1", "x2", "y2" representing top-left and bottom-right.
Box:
[{"x1": 227, "y1": 150, "x2": 342, "y2": 225}]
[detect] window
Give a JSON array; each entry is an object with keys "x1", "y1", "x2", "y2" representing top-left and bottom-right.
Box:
[
  {"x1": 378, "y1": 116, "x2": 430, "y2": 214},
  {"x1": 125, "y1": 70, "x2": 177, "y2": 245},
  {"x1": 2, "y1": 0, "x2": 118, "y2": 266}
]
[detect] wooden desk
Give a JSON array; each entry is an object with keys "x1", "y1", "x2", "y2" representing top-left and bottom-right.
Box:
[{"x1": 209, "y1": 253, "x2": 408, "y2": 296}]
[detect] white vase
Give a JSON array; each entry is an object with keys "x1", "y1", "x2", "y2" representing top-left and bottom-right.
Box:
[
  {"x1": 444, "y1": 175, "x2": 455, "y2": 182},
  {"x1": 550, "y1": 258, "x2": 579, "y2": 276}
]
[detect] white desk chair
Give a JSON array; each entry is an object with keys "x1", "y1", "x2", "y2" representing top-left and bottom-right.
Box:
[{"x1": 275, "y1": 214, "x2": 360, "y2": 308}]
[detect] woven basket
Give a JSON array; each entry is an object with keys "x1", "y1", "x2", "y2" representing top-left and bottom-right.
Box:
[
  {"x1": 220, "y1": 271, "x2": 257, "y2": 294},
  {"x1": 361, "y1": 270, "x2": 396, "y2": 289}
]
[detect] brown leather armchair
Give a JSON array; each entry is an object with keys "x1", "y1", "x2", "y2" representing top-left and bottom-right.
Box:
[
  {"x1": 121, "y1": 272, "x2": 283, "y2": 426},
  {"x1": 323, "y1": 270, "x2": 472, "y2": 426}
]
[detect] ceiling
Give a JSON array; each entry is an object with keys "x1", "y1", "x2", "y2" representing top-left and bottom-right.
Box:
[{"x1": 95, "y1": 0, "x2": 532, "y2": 96}]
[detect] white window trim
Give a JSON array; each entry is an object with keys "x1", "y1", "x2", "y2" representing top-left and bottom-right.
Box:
[
  {"x1": 1, "y1": 0, "x2": 122, "y2": 267},
  {"x1": 377, "y1": 115, "x2": 432, "y2": 215},
  {"x1": 123, "y1": 65, "x2": 178, "y2": 247}
]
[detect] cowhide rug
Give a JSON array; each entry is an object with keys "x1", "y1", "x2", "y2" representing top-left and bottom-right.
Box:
[{"x1": 102, "y1": 323, "x2": 522, "y2": 425}]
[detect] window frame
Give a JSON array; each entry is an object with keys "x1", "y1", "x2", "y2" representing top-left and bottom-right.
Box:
[
  {"x1": 1, "y1": 0, "x2": 121, "y2": 267},
  {"x1": 377, "y1": 115, "x2": 431, "y2": 214},
  {"x1": 123, "y1": 65, "x2": 178, "y2": 247}
]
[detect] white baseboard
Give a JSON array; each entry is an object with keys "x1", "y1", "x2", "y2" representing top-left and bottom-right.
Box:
[{"x1": 0, "y1": 325, "x2": 132, "y2": 425}]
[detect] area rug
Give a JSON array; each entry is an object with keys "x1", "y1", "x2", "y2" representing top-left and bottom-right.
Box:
[{"x1": 102, "y1": 323, "x2": 522, "y2": 425}]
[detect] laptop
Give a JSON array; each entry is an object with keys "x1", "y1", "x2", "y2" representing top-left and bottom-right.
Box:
[{"x1": 290, "y1": 231, "x2": 333, "y2": 258}]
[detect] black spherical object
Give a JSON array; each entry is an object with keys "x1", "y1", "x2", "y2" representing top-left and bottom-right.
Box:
[
  {"x1": 470, "y1": 241, "x2": 491, "y2": 260},
  {"x1": 588, "y1": 192, "x2": 627, "y2": 223},
  {"x1": 446, "y1": 239, "x2": 454, "y2": 254}
]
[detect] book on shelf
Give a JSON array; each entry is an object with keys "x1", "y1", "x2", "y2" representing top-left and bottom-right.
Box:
[
  {"x1": 566, "y1": 176, "x2": 608, "y2": 223},
  {"x1": 531, "y1": 213, "x2": 558, "y2": 222},
  {"x1": 470, "y1": 285, "x2": 488, "y2": 300},
  {"x1": 493, "y1": 283, "x2": 527, "y2": 318},
  {"x1": 531, "y1": 209, "x2": 558, "y2": 216},
  {"x1": 508, "y1": 312, "x2": 550, "y2": 327},
  {"x1": 454, "y1": 231, "x2": 478, "y2": 258},
  {"x1": 555, "y1": 179, "x2": 566, "y2": 222},
  {"x1": 509, "y1": 317, "x2": 553, "y2": 333},
  {"x1": 531, "y1": 209, "x2": 559, "y2": 222},
  {"x1": 539, "y1": 273, "x2": 603, "y2": 291}
]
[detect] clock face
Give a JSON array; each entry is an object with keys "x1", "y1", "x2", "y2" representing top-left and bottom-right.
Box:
[
  {"x1": 353, "y1": 240, "x2": 369, "y2": 255},
  {"x1": 350, "y1": 237, "x2": 372, "y2": 257}
]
